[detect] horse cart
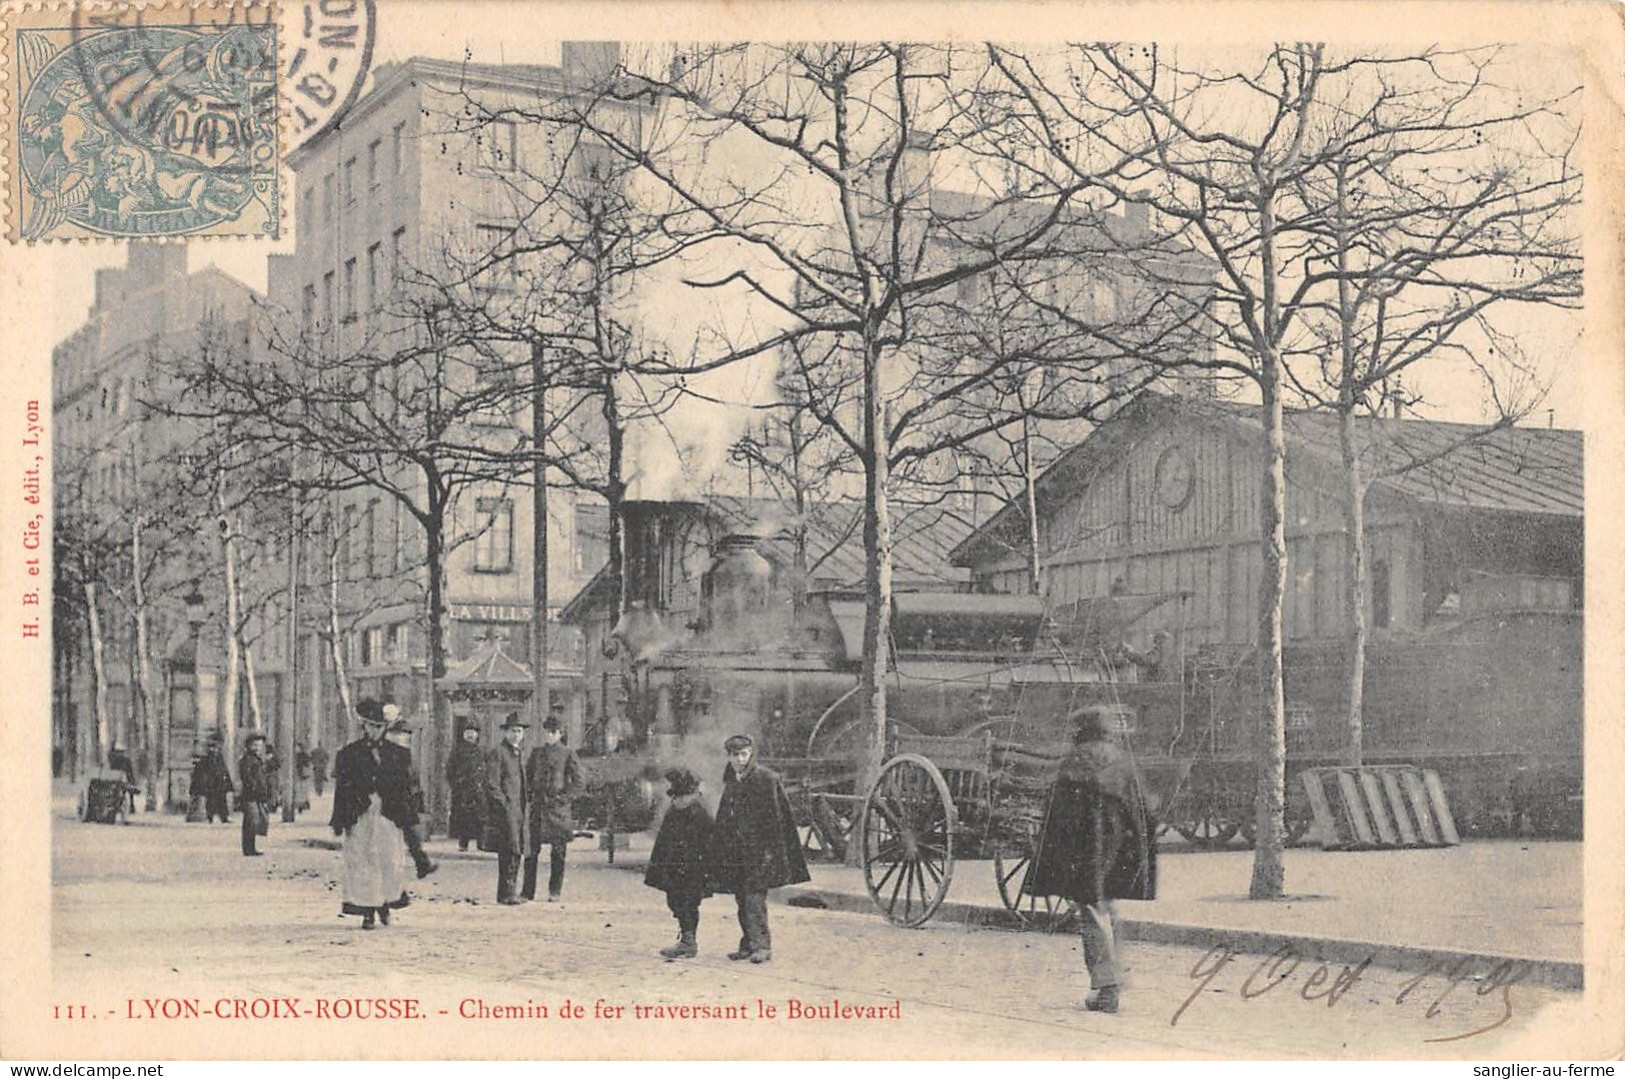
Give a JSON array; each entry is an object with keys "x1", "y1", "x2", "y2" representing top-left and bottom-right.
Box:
[{"x1": 849, "y1": 711, "x2": 1189, "y2": 928}]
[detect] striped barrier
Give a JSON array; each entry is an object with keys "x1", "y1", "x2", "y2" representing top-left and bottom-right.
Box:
[{"x1": 1301, "y1": 765, "x2": 1460, "y2": 850}]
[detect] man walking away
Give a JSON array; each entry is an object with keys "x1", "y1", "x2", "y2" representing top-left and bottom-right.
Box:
[
  {"x1": 525, "y1": 716, "x2": 584, "y2": 902},
  {"x1": 646, "y1": 767, "x2": 714, "y2": 959},
  {"x1": 237, "y1": 733, "x2": 272, "y2": 856},
  {"x1": 1025, "y1": 707, "x2": 1158, "y2": 1014},
  {"x1": 483, "y1": 714, "x2": 531, "y2": 905},
  {"x1": 710, "y1": 733, "x2": 809, "y2": 964},
  {"x1": 196, "y1": 737, "x2": 233, "y2": 824}
]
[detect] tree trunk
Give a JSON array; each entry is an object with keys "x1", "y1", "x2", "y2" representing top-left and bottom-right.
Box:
[
  {"x1": 604, "y1": 376, "x2": 626, "y2": 621},
  {"x1": 218, "y1": 497, "x2": 242, "y2": 776},
  {"x1": 1334, "y1": 161, "x2": 1367, "y2": 769},
  {"x1": 131, "y1": 518, "x2": 159, "y2": 809},
  {"x1": 283, "y1": 482, "x2": 302, "y2": 822},
  {"x1": 859, "y1": 333, "x2": 893, "y2": 793},
  {"x1": 423, "y1": 478, "x2": 451, "y2": 835},
  {"x1": 1249, "y1": 194, "x2": 1288, "y2": 902},
  {"x1": 1023, "y1": 413, "x2": 1043, "y2": 595},
  {"x1": 84, "y1": 581, "x2": 110, "y2": 769},
  {"x1": 1339, "y1": 418, "x2": 1368, "y2": 767},
  {"x1": 325, "y1": 532, "x2": 354, "y2": 728},
  {"x1": 531, "y1": 340, "x2": 551, "y2": 725}
]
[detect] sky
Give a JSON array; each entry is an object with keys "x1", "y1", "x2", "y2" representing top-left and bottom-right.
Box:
[{"x1": 29, "y1": 9, "x2": 1597, "y2": 483}]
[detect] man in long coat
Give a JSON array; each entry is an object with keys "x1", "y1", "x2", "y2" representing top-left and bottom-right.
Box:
[
  {"x1": 237, "y1": 733, "x2": 273, "y2": 856},
  {"x1": 710, "y1": 733, "x2": 809, "y2": 964},
  {"x1": 482, "y1": 714, "x2": 532, "y2": 905},
  {"x1": 1025, "y1": 707, "x2": 1158, "y2": 1014},
  {"x1": 525, "y1": 716, "x2": 584, "y2": 902},
  {"x1": 194, "y1": 738, "x2": 233, "y2": 823},
  {"x1": 330, "y1": 699, "x2": 419, "y2": 929},
  {"x1": 446, "y1": 723, "x2": 487, "y2": 851},
  {"x1": 310, "y1": 744, "x2": 329, "y2": 797}
]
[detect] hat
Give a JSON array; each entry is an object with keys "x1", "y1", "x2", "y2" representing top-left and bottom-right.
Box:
[
  {"x1": 356, "y1": 699, "x2": 385, "y2": 723},
  {"x1": 501, "y1": 713, "x2": 530, "y2": 730},
  {"x1": 723, "y1": 734, "x2": 754, "y2": 753},
  {"x1": 1067, "y1": 707, "x2": 1120, "y2": 739},
  {"x1": 244, "y1": 732, "x2": 267, "y2": 745},
  {"x1": 386, "y1": 719, "x2": 412, "y2": 735},
  {"x1": 541, "y1": 716, "x2": 563, "y2": 733},
  {"x1": 665, "y1": 767, "x2": 701, "y2": 797}
]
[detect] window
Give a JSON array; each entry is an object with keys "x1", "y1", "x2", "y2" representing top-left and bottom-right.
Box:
[
  {"x1": 476, "y1": 121, "x2": 517, "y2": 172},
  {"x1": 1372, "y1": 559, "x2": 1392, "y2": 629},
  {"x1": 342, "y1": 258, "x2": 357, "y2": 320},
  {"x1": 302, "y1": 283, "x2": 316, "y2": 327},
  {"x1": 955, "y1": 273, "x2": 983, "y2": 306},
  {"x1": 342, "y1": 503, "x2": 358, "y2": 578},
  {"x1": 363, "y1": 499, "x2": 378, "y2": 577},
  {"x1": 367, "y1": 243, "x2": 381, "y2": 309},
  {"x1": 392, "y1": 501, "x2": 406, "y2": 572},
  {"x1": 342, "y1": 157, "x2": 356, "y2": 204},
  {"x1": 322, "y1": 271, "x2": 335, "y2": 326},
  {"x1": 474, "y1": 496, "x2": 514, "y2": 573},
  {"x1": 474, "y1": 222, "x2": 515, "y2": 291},
  {"x1": 301, "y1": 185, "x2": 314, "y2": 229},
  {"x1": 368, "y1": 139, "x2": 381, "y2": 188},
  {"x1": 392, "y1": 121, "x2": 406, "y2": 175},
  {"x1": 322, "y1": 173, "x2": 334, "y2": 222},
  {"x1": 573, "y1": 504, "x2": 609, "y2": 573},
  {"x1": 573, "y1": 140, "x2": 613, "y2": 182},
  {"x1": 390, "y1": 226, "x2": 406, "y2": 285}
]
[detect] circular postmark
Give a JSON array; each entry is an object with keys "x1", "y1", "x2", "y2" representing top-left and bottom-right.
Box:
[{"x1": 282, "y1": 0, "x2": 377, "y2": 151}]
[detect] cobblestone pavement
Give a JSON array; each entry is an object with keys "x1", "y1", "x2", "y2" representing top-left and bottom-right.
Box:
[{"x1": 33, "y1": 809, "x2": 1611, "y2": 1060}]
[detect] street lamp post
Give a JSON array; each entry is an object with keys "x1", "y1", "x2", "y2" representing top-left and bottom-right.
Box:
[{"x1": 181, "y1": 582, "x2": 206, "y2": 807}]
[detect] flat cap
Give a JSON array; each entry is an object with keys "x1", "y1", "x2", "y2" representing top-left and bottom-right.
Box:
[{"x1": 723, "y1": 734, "x2": 754, "y2": 753}]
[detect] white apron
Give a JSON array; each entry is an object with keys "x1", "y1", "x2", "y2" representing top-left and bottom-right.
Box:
[{"x1": 341, "y1": 794, "x2": 407, "y2": 912}]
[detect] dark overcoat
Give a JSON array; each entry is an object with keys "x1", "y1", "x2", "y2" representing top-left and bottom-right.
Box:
[
  {"x1": 710, "y1": 763, "x2": 810, "y2": 894},
  {"x1": 646, "y1": 799, "x2": 716, "y2": 898},
  {"x1": 1024, "y1": 740, "x2": 1157, "y2": 907},
  {"x1": 194, "y1": 749, "x2": 233, "y2": 812},
  {"x1": 238, "y1": 752, "x2": 273, "y2": 836},
  {"x1": 527, "y1": 741, "x2": 585, "y2": 849},
  {"x1": 446, "y1": 742, "x2": 488, "y2": 842},
  {"x1": 481, "y1": 742, "x2": 531, "y2": 854},
  {"x1": 329, "y1": 737, "x2": 419, "y2": 834}
]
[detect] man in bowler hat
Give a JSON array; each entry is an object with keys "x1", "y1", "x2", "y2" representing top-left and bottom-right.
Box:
[
  {"x1": 483, "y1": 713, "x2": 532, "y2": 905},
  {"x1": 711, "y1": 733, "x2": 809, "y2": 963}
]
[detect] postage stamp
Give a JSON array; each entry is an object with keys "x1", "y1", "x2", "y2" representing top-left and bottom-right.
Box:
[{"x1": 6, "y1": 2, "x2": 279, "y2": 243}]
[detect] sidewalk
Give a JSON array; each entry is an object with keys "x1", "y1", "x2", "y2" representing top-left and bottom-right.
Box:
[
  {"x1": 776, "y1": 840, "x2": 1583, "y2": 988},
  {"x1": 56, "y1": 789, "x2": 1583, "y2": 988}
]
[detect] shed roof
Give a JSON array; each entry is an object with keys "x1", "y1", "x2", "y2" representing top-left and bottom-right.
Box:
[{"x1": 952, "y1": 391, "x2": 1583, "y2": 567}]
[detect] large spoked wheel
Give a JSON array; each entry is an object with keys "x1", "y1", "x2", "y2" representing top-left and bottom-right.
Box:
[
  {"x1": 993, "y1": 823, "x2": 1075, "y2": 931},
  {"x1": 860, "y1": 754, "x2": 957, "y2": 928}
]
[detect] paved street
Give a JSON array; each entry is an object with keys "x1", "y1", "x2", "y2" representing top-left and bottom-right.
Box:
[{"x1": 38, "y1": 804, "x2": 1602, "y2": 1060}]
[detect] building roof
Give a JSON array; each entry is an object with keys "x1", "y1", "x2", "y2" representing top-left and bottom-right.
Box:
[
  {"x1": 951, "y1": 391, "x2": 1583, "y2": 567},
  {"x1": 438, "y1": 640, "x2": 534, "y2": 690}
]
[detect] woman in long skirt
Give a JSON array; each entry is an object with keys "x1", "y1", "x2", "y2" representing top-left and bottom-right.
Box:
[{"x1": 330, "y1": 699, "x2": 420, "y2": 929}]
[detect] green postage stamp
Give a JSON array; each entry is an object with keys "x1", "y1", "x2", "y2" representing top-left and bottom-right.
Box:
[{"x1": 7, "y1": 2, "x2": 279, "y2": 243}]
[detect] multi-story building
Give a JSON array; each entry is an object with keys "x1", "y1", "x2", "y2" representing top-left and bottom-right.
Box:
[
  {"x1": 270, "y1": 46, "x2": 633, "y2": 816},
  {"x1": 52, "y1": 245, "x2": 264, "y2": 796}
]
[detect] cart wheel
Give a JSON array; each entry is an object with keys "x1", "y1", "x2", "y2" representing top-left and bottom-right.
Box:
[
  {"x1": 993, "y1": 843, "x2": 1073, "y2": 931},
  {"x1": 1240, "y1": 798, "x2": 1313, "y2": 848},
  {"x1": 860, "y1": 754, "x2": 956, "y2": 928},
  {"x1": 1173, "y1": 789, "x2": 1242, "y2": 849}
]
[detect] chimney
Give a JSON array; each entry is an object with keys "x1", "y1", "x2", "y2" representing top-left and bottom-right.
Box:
[
  {"x1": 562, "y1": 41, "x2": 619, "y2": 89},
  {"x1": 1124, "y1": 191, "x2": 1150, "y2": 233}
]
